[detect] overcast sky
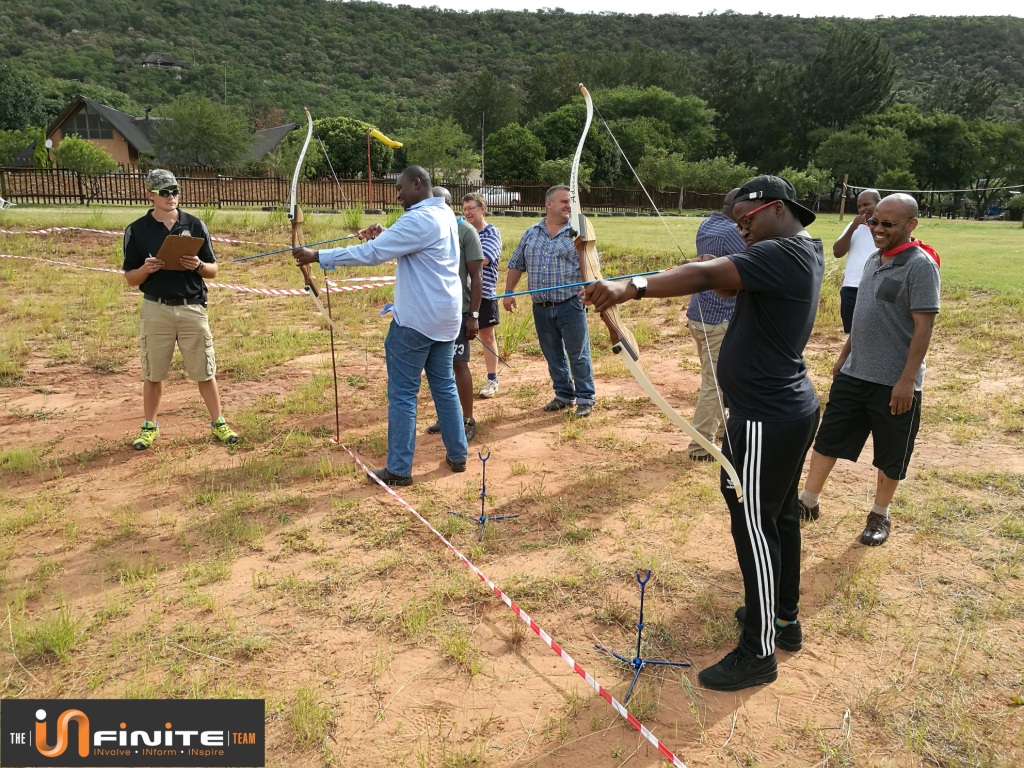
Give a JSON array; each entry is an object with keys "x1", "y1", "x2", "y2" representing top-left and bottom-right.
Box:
[{"x1": 375, "y1": 0, "x2": 1023, "y2": 17}]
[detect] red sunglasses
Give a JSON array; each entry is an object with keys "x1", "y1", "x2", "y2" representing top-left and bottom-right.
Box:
[{"x1": 735, "y1": 200, "x2": 778, "y2": 230}]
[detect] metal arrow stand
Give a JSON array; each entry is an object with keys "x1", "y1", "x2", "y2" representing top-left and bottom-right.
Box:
[
  {"x1": 595, "y1": 570, "x2": 690, "y2": 704},
  {"x1": 448, "y1": 452, "x2": 519, "y2": 541}
]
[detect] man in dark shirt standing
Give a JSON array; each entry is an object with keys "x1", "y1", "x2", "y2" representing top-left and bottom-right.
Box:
[
  {"x1": 585, "y1": 176, "x2": 823, "y2": 692},
  {"x1": 122, "y1": 169, "x2": 238, "y2": 450}
]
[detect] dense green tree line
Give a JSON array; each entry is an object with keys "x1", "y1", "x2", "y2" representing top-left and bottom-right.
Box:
[{"x1": 1, "y1": 1, "x2": 1022, "y2": 202}]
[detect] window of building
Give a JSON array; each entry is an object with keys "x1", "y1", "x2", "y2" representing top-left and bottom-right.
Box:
[{"x1": 67, "y1": 109, "x2": 114, "y2": 140}]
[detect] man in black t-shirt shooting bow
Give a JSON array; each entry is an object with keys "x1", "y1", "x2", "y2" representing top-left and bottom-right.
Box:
[{"x1": 585, "y1": 175, "x2": 824, "y2": 692}]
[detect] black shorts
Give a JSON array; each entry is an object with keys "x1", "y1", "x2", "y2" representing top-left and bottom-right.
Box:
[
  {"x1": 479, "y1": 298, "x2": 499, "y2": 328},
  {"x1": 813, "y1": 372, "x2": 922, "y2": 481},
  {"x1": 839, "y1": 286, "x2": 857, "y2": 334},
  {"x1": 453, "y1": 314, "x2": 471, "y2": 363}
]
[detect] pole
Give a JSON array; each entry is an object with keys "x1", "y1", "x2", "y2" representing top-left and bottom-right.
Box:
[
  {"x1": 480, "y1": 112, "x2": 485, "y2": 183},
  {"x1": 366, "y1": 129, "x2": 372, "y2": 210},
  {"x1": 222, "y1": 62, "x2": 227, "y2": 103},
  {"x1": 838, "y1": 173, "x2": 849, "y2": 221}
]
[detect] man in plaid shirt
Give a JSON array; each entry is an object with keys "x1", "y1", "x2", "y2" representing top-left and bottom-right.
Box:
[
  {"x1": 503, "y1": 185, "x2": 596, "y2": 417},
  {"x1": 687, "y1": 189, "x2": 743, "y2": 461}
]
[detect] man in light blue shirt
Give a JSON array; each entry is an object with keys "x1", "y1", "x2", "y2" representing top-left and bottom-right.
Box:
[{"x1": 294, "y1": 166, "x2": 468, "y2": 486}]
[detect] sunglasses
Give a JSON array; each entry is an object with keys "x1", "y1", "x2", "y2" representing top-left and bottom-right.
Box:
[
  {"x1": 867, "y1": 217, "x2": 909, "y2": 229},
  {"x1": 735, "y1": 200, "x2": 777, "y2": 231},
  {"x1": 152, "y1": 188, "x2": 180, "y2": 197}
]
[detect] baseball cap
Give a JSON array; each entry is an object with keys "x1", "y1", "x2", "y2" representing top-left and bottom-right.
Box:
[
  {"x1": 146, "y1": 169, "x2": 178, "y2": 191},
  {"x1": 736, "y1": 175, "x2": 816, "y2": 227}
]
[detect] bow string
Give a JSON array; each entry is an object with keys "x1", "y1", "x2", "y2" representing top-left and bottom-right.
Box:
[{"x1": 571, "y1": 83, "x2": 743, "y2": 501}]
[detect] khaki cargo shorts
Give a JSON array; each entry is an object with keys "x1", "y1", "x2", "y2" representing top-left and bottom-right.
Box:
[{"x1": 139, "y1": 299, "x2": 217, "y2": 382}]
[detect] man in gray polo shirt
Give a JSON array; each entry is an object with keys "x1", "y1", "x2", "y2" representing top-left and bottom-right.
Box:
[{"x1": 797, "y1": 193, "x2": 940, "y2": 546}]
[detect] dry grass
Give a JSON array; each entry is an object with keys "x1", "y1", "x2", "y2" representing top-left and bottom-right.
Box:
[{"x1": 1, "y1": 208, "x2": 1023, "y2": 767}]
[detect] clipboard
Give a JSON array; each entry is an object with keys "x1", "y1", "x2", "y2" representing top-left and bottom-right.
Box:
[{"x1": 155, "y1": 234, "x2": 204, "y2": 270}]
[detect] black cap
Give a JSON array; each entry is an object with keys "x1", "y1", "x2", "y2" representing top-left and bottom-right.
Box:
[{"x1": 736, "y1": 175, "x2": 816, "y2": 227}]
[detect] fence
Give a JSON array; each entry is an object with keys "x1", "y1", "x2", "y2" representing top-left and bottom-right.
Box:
[{"x1": 0, "y1": 168, "x2": 840, "y2": 214}]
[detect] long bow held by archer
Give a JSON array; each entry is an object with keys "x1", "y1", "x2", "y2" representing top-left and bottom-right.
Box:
[
  {"x1": 570, "y1": 83, "x2": 742, "y2": 501},
  {"x1": 290, "y1": 107, "x2": 335, "y2": 329}
]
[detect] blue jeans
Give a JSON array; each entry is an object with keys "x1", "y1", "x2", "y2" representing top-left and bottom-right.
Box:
[
  {"x1": 532, "y1": 297, "x2": 596, "y2": 406},
  {"x1": 383, "y1": 321, "x2": 467, "y2": 476}
]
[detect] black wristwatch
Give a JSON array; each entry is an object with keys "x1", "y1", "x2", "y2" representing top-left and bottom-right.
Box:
[
  {"x1": 194, "y1": 261, "x2": 203, "y2": 274},
  {"x1": 630, "y1": 276, "x2": 647, "y2": 300}
]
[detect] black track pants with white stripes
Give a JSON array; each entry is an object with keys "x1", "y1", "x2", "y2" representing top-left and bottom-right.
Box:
[{"x1": 721, "y1": 410, "x2": 820, "y2": 657}]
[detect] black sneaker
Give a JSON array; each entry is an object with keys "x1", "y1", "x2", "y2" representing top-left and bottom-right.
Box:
[
  {"x1": 735, "y1": 606, "x2": 803, "y2": 652},
  {"x1": 464, "y1": 418, "x2": 476, "y2": 441},
  {"x1": 860, "y1": 511, "x2": 891, "y2": 546},
  {"x1": 542, "y1": 398, "x2": 571, "y2": 412},
  {"x1": 445, "y1": 455, "x2": 467, "y2": 473},
  {"x1": 698, "y1": 646, "x2": 778, "y2": 692},
  {"x1": 367, "y1": 467, "x2": 412, "y2": 487},
  {"x1": 574, "y1": 403, "x2": 593, "y2": 417},
  {"x1": 426, "y1": 422, "x2": 441, "y2": 434},
  {"x1": 798, "y1": 498, "x2": 820, "y2": 521}
]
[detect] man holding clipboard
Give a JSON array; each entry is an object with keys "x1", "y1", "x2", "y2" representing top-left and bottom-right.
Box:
[{"x1": 122, "y1": 169, "x2": 239, "y2": 450}]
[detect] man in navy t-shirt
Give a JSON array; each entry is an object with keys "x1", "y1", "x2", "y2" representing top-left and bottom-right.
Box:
[{"x1": 585, "y1": 175, "x2": 824, "y2": 692}]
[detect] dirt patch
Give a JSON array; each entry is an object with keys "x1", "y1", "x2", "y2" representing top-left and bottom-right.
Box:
[{"x1": 2, "y1": 230, "x2": 1022, "y2": 768}]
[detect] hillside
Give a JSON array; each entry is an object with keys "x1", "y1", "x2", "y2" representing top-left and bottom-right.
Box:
[{"x1": 2, "y1": 1, "x2": 1023, "y2": 129}]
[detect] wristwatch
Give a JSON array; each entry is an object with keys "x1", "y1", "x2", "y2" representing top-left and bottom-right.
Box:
[
  {"x1": 470, "y1": 311, "x2": 480, "y2": 319},
  {"x1": 630, "y1": 276, "x2": 647, "y2": 300},
  {"x1": 194, "y1": 261, "x2": 203, "y2": 274}
]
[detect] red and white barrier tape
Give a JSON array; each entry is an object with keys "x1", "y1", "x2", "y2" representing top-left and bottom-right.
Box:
[
  {"x1": 0, "y1": 226, "x2": 276, "y2": 246},
  {"x1": 0, "y1": 253, "x2": 395, "y2": 297},
  {"x1": 331, "y1": 437, "x2": 688, "y2": 767}
]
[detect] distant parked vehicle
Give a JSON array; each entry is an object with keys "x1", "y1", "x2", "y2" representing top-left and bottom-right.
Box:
[{"x1": 477, "y1": 185, "x2": 521, "y2": 206}]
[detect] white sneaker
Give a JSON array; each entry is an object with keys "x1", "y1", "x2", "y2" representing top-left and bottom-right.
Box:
[{"x1": 478, "y1": 379, "x2": 499, "y2": 398}]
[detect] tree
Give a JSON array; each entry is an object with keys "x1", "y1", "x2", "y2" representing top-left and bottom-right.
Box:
[
  {"x1": 53, "y1": 136, "x2": 119, "y2": 175},
  {"x1": 639, "y1": 150, "x2": 755, "y2": 194},
  {"x1": 527, "y1": 104, "x2": 618, "y2": 184},
  {"x1": 0, "y1": 64, "x2": 45, "y2": 131},
  {"x1": 537, "y1": 157, "x2": 591, "y2": 188},
  {"x1": 445, "y1": 70, "x2": 523, "y2": 150},
  {"x1": 484, "y1": 124, "x2": 544, "y2": 183},
  {"x1": 965, "y1": 119, "x2": 1024, "y2": 213},
  {"x1": 875, "y1": 168, "x2": 919, "y2": 192},
  {"x1": 405, "y1": 118, "x2": 479, "y2": 183},
  {"x1": 677, "y1": 155, "x2": 758, "y2": 193},
  {"x1": 814, "y1": 126, "x2": 912, "y2": 187},
  {"x1": 523, "y1": 55, "x2": 582, "y2": 121},
  {"x1": 778, "y1": 162, "x2": 832, "y2": 199},
  {"x1": 38, "y1": 82, "x2": 141, "y2": 126},
  {"x1": 271, "y1": 115, "x2": 396, "y2": 180},
  {"x1": 636, "y1": 148, "x2": 688, "y2": 192},
  {"x1": 0, "y1": 128, "x2": 39, "y2": 166},
  {"x1": 905, "y1": 111, "x2": 980, "y2": 190},
  {"x1": 53, "y1": 135, "x2": 119, "y2": 204},
  {"x1": 697, "y1": 49, "x2": 803, "y2": 171},
  {"x1": 593, "y1": 86, "x2": 716, "y2": 159},
  {"x1": 802, "y1": 28, "x2": 897, "y2": 132},
  {"x1": 604, "y1": 117, "x2": 675, "y2": 183},
  {"x1": 922, "y1": 64, "x2": 1000, "y2": 120},
  {"x1": 32, "y1": 129, "x2": 49, "y2": 169},
  {"x1": 152, "y1": 96, "x2": 252, "y2": 169},
  {"x1": 581, "y1": 49, "x2": 694, "y2": 98}
]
